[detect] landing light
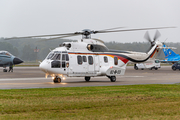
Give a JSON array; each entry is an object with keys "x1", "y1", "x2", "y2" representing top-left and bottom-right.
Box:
[
  {"x1": 63, "y1": 77, "x2": 66, "y2": 80},
  {"x1": 52, "y1": 77, "x2": 55, "y2": 80}
]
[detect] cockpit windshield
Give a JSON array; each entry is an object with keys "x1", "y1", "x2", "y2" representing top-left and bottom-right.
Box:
[
  {"x1": 0, "y1": 51, "x2": 12, "y2": 56},
  {"x1": 46, "y1": 51, "x2": 61, "y2": 60},
  {"x1": 46, "y1": 51, "x2": 69, "y2": 62},
  {"x1": 51, "y1": 54, "x2": 61, "y2": 60},
  {"x1": 47, "y1": 52, "x2": 55, "y2": 59}
]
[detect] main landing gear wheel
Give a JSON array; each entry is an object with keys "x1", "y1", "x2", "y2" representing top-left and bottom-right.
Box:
[
  {"x1": 3, "y1": 69, "x2": 7, "y2": 72},
  {"x1": 107, "y1": 76, "x2": 116, "y2": 82},
  {"x1": 110, "y1": 76, "x2": 116, "y2": 82},
  {"x1": 53, "y1": 77, "x2": 61, "y2": 83},
  {"x1": 85, "y1": 77, "x2": 91, "y2": 82}
]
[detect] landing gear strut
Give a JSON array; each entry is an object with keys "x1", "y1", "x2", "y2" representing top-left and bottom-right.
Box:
[
  {"x1": 107, "y1": 76, "x2": 116, "y2": 82},
  {"x1": 85, "y1": 77, "x2": 91, "y2": 82},
  {"x1": 53, "y1": 76, "x2": 61, "y2": 83}
]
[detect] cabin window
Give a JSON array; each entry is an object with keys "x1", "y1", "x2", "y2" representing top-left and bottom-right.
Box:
[
  {"x1": 88, "y1": 56, "x2": 93, "y2": 65},
  {"x1": 77, "y1": 56, "x2": 82, "y2": 65},
  {"x1": 114, "y1": 56, "x2": 118, "y2": 65},
  {"x1": 83, "y1": 56, "x2": 87, "y2": 62},
  {"x1": 104, "y1": 56, "x2": 108, "y2": 63}
]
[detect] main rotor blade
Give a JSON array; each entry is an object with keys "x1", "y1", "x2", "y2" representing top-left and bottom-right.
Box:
[
  {"x1": 5, "y1": 32, "x2": 80, "y2": 40},
  {"x1": 40, "y1": 34, "x2": 80, "y2": 41},
  {"x1": 5, "y1": 26, "x2": 176, "y2": 40},
  {"x1": 95, "y1": 26, "x2": 176, "y2": 34},
  {"x1": 96, "y1": 26, "x2": 126, "y2": 32},
  {"x1": 153, "y1": 30, "x2": 161, "y2": 41}
]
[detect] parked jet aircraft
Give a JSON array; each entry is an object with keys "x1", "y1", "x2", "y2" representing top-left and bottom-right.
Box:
[
  {"x1": 0, "y1": 51, "x2": 23, "y2": 72},
  {"x1": 161, "y1": 44, "x2": 179, "y2": 63}
]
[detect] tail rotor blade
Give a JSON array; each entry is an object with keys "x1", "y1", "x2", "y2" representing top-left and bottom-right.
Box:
[
  {"x1": 144, "y1": 31, "x2": 152, "y2": 43},
  {"x1": 153, "y1": 30, "x2": 161, "y2": 41}
]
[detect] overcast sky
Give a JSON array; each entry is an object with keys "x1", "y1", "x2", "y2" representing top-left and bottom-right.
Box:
[{"x1": 0, "y1": 0, "x2": 180, "y2": 43}]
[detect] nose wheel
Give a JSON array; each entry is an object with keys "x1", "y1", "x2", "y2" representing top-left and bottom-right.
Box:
[{"x1": 53, "y1": 76, "x2": 61, "y2": 83}]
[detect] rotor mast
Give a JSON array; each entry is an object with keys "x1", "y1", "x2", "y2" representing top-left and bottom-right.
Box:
[{"x1": 82, "y1": 29, "x2": 92, "y2": 39}]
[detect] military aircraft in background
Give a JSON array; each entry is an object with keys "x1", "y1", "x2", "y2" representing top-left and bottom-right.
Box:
[
  {"x1": 161, "y1": 44, "x2": 178, "y2": 63},
  {"x1": 0, "y1": 51, "x2": 23, "y2": 72}
]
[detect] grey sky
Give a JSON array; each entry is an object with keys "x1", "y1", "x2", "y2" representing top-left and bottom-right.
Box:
[{"x1": 0, "y1": 0, "x2": 180, "y2": 43}]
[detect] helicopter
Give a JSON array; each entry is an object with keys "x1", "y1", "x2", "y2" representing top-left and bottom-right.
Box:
[
  {"x1": 6, "y1": 27, "x2": 174, "y2": 82},
  {"x1": 0, "y1": 51, "x2": 23, "y2": 72}
]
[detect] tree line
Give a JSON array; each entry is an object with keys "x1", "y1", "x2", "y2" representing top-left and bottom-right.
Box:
[{"x1": 0, "y1": 37, "x2": 179, "y2": 61}]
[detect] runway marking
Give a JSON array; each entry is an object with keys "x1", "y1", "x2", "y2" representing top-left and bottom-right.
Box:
[
  {"x1": 0, "y1": 83, "x2": 43, "y2": 85},
  {"x1": 0, "y1": 82, "x2": 68, "y2": 85},
  {"x1": 120, "y1": 76, "x2": 145, "y2": 78},
  {"x1": 0, "y1": 77, "x2": 51, "y2": 81}
]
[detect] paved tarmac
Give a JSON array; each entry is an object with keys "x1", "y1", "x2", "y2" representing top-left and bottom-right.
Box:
[{"x1": 0, "y1": 66, "x2": 179, "y2": 89}]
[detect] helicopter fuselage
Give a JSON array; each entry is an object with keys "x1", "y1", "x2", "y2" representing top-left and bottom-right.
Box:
[{"x1": 39, "y1": 39, "x2": 162, "y2": 82}]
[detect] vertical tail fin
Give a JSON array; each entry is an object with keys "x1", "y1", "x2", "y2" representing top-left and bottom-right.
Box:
[{"x1": 163, "y1": 44, "x2": 178, "y2": 58}]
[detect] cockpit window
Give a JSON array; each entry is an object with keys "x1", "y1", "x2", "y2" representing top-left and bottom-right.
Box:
[
  {"x1": 66, "y1": 54, "x2": 69, "y2": 61},
  {"x1": 62, "y1": 54, "x2": 65, "y2": 60},
  {"x1": 0, "y1": 51, "x2": 12, "y2": 56},
  {"x1": 47, "y1": 53, "x2": 54, "y2": 59},
  {"x1": 6, "y1": 53, "x2": 10, "y2": 56},
  {"x1": 51, "y1": 54, "x2": 61, "y2": 60}
]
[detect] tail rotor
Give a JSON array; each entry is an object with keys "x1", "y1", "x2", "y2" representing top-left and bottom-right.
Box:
[{"x1": 144, "y1": 30, "x2": 161, "y2": 52}]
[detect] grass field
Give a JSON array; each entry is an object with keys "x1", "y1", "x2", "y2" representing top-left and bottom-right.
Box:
[{"x1": 0, "y1": 84, "x2": 180, "y2": 120}]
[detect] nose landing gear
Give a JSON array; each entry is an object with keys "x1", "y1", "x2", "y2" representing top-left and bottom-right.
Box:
[{"x1": 53, "y1": 76, "x2": 61, "y2": 83}]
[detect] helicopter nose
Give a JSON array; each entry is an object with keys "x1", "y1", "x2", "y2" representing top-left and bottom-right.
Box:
[
  {"x1": 39, "y1": 61, "x2": 47, "y2": 73},
  {"x1": 13, "y1": 57, "x2": 23, "y2": 65}
]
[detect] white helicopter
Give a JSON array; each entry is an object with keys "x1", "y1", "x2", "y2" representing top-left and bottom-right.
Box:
[{"x1": 6, "y1": 27, "x2": 174, "y2": 83}]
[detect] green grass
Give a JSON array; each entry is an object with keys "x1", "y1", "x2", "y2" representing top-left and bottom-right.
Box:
[{"x1": 1, "y1": 84, "x2": 180, "y2": 119}]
